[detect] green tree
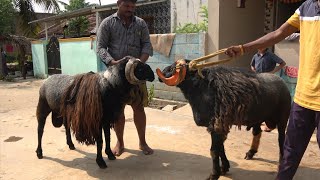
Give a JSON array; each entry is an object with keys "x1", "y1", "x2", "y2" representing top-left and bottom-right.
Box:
[
  {"x1": 64, "y1": 0, "x2": 90, "y2": 37},
  {"x1": 13, "y1": 0, "x2": 61, "y2": 38},
  {"x1": 174, "y1": 6, "x2": 208, "y2": 33},
  {"x1": 0, "y1": 0, "x2": 15, "y2": 35}
]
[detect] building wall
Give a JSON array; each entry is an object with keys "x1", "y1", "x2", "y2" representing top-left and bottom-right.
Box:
[
  {"x1": 147, "y1": 33, "x2": 206, "y2": 102},
  {"x1": 274, "y1": 39, "x2": 299, "y2": 67},
  {"x1": 59, "y1": 38, "x2": 100, "y2": 75},
  {"x1": 31, "y1": 41, "x2": 48, "y2": 78},
  {"x1": 31, "y1": 33, "x2": 205, "y2": 102},
  {"x1": 207, "y1": 0, "x2": 265, "y2": 68},
  {"x1": 171, "y1": 0, "x2": 208, "y2": 32}
]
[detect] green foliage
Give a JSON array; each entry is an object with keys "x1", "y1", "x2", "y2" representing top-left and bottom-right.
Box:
[
  {"x1": 64, "y1": 0, "x2": 89, "y2": 10},
  {"x1": 13, "y1": 0, "x2": 60, "y2": 37},
  {"x1": 174, "y1": 6, "x2": 208, "y2": 33},
  {"x1": 63, "y1": 0, "x2": 90, "y2": 37},
  {"x1": 147, "y1": 84, "x2": 155, "y2": 105},
  {"x1": 0, "y1": 0, "x2": 16, "y2": 35}
]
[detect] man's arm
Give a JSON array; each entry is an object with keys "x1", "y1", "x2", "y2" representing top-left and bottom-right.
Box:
[
  {"x1": 271, "y1": 61, "x2": 286, "y2": 74},
  {"x1": 139, "y1": 21, "x2": 153, "y2": 63},
  {"x1": 270, "y1": 53, "x2": 287, "y2": 73},
  {"x1": 96, "y1": 20, "x2": 117, "y2": 66},
  {"x1": 140, "y1": 53, "x2": 149, "y2": 63},
  {"x1": 250, "y1": 56, "x2": 256, "y2": 72},
  {"x1": 226, "y1": 22, "x2": 299, "y2": 57},
  {"x1": 251, "y1": 66, "x2": 256, "y2": 72}
]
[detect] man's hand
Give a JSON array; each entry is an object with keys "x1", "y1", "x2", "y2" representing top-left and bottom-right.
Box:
[
  {"x1": 251, "y1": 66, "x2": 256, "y2": 73},
  {"x1": 139, "y1": 53, "x2": 149, "y2": 63},
  {"x1": 225, "y1": 45, "x2": 243, "y2": 57},
  {"x1": 109, "y1": 59, "x2": 121, "y2": 66}
]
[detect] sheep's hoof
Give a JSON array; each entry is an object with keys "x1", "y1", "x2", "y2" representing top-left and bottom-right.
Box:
[
  {"x1": 220, "y1": 166, "x2": 229, "y2": 175},
  {"x1": 36, "y1": 149, "x2": 43, "y2": 159},
  {"x1": 106, "y1": 152, "x2": 117, "y2": 160},
  {"x1": 207, "y1": 173, "x2": 220, "y2": 180},
  {"x1": 244, "y1": 149, "x2": 257, "y2": 160},
  {"x1": 106, "y1": 150, "x2": 116, "y2": 160},
  {"x1": 96, "y1": 158, "x2": 107, "y2": 169},
  {"x1": 69, "y1": 144, "x2": 76, "y2": 150}
]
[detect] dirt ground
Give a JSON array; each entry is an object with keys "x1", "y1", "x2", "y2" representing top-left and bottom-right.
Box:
[{"x1": 0, "y1": 78, "x2": 319, "y2": 180}]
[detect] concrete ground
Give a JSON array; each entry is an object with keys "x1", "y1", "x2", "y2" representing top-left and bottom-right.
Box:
[{"x1": 0, "y1": 78, "x2": 319, "y2": 180}]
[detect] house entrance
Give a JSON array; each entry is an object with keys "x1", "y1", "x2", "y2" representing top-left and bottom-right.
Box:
[{"x1": 46, "y1": 36, "x2": 61, "y2": 74}]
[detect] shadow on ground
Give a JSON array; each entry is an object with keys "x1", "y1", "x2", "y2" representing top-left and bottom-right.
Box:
[{"x1": 41, "y1": 148, "x2": 319, "y2": 180}]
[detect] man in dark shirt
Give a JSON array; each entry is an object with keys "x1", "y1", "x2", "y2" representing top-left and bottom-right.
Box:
[
  {"x1": 96, "y1": 0, "x2": 153, "y2": 156},
  {"x1": 251, "y1": 48, "x2": 286, "y2": 74}
]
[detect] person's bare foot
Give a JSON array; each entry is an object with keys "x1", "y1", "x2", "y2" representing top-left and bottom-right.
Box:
[
  {"x1": 112, "y1": 142, "x2": 124, "y2": 156},
  {"x1": 139, "y1": 143, "x2": 153, "y2": 155}
]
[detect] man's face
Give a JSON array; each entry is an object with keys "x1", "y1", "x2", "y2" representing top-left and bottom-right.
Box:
[
  {"x1": 258, "y1": 48, "x2": 266, "y2": 54},
  {"x1": 117, "y1": 1, "x2": 136, "y2": 18}
]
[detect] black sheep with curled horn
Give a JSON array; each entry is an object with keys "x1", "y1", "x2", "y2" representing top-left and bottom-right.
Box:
[
  {"x1": 36, "y1": 56, "x2": 154, "y2": 168},
  {"x1": 156, "y1": 59, "x2": 291, "y2": 179}
]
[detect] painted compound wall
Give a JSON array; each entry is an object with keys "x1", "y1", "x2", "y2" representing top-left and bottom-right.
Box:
[
  {"x1": 59, "y1": 38, "x2": 100, "y2": 75},
  {"x1": 31, "y1": 33, "x2": 206, "y2": 102},
  {"x1": 31, "y1": 41, "x2": 48, "y2": 78},
  {"x1": 31, "y1": 32, "x2": 297, "y2": 102}
]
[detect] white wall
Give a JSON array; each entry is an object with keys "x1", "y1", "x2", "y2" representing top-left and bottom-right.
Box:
[
  {"x1": 207, "y1": 0, "x2": 265, "y2": 68},
  {"x1": 171, "y1": 0, "x2": 208, "y2": 32},
  {"x1": 275, "y1": 40, "x2": 299, "y2": 67}
]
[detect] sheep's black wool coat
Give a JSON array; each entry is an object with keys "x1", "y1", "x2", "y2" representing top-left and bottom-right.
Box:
[{"x1": 169, "y1": 66, "x2": 291, "y2": 135}]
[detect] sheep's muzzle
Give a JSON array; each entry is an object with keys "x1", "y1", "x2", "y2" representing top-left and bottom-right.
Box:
[{"x1": 156, "y1": 59, "x2": 187, "y2": 86}]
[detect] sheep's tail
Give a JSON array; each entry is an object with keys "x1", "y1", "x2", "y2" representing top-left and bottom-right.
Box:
[{"x1": 61, "y1": 72, "x2": 103, "y2": 145}]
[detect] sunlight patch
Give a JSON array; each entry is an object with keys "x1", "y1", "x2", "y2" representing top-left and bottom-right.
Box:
[{"x1": 147, "y1": 125, "x2": 180, "y2": 134}]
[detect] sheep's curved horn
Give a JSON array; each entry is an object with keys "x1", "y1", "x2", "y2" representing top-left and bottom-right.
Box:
[
  {"x1": 125, "y1": 58, "x2": 146, "y2": 85},
  {"x1": 156, "y1": 60, "x2": 187, "y2": 86}
]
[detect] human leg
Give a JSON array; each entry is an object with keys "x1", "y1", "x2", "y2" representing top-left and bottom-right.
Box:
[
  {"x1": 277, "y1": 103, "x2": 316, "y2": 180},
  {"x1": 131, "y1": 104, "x2": 153, "y2": 155},
  {"x1": 112, "y1": 111, "x2": 125, "y2": 156}
]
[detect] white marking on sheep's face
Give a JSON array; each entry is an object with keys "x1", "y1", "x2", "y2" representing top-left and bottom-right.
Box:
[{"x1": 103, "y1": 71, "x2": 112, "y2": 79}]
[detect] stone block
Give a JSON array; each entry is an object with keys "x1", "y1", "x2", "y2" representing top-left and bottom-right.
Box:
[{"x1": 162, "y1": 104, "x2": 178, "y2": 112}]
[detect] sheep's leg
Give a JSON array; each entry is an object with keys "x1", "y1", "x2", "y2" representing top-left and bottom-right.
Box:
[
  {"x1": 103, "y1": 123, "x2": 116, "y2": 160},
  {"x1": 219, "y1": 144, "x2": 230, "y2": 175},
  {"x1": 63, "y1": 119, "x2": 75, "y2": 150},
  {"x1": 207, "y1": 131, "x2": 223, "y2": 180},
  {"x1": 245, "y1": 124, "x2": 262, "y2": 160},
  {"x1": 51, "y1": 111, "x2": 63, "y2": 128},
  {"x1": 96, "y1": 126, "x2": 107, "y2": 168},
  {"x1": 277, "y1": 117, "x2": 288, "y2": 163},
  {"x1": 36, "y1": 97, "x2": 51, "y2": 159}
]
